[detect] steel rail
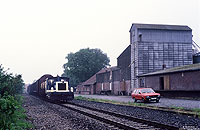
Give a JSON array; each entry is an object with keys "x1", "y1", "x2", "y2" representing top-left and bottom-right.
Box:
[
  {"x1": 33, "y1": 95, "x2": 179, "y2": 130},
  {"x1": 67, "y1": 102, "x2": 179, "y2": 130},
  {"x1": 57, "y1": 102, "x2": 180, "y2": 130}
]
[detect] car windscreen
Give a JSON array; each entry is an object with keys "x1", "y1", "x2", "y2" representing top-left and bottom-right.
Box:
[{"x1": 141, "y1": 89, "x2": 155, "y2": 93}]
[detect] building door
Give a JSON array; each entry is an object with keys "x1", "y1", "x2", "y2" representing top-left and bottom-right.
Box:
[
  {"x1": 164, "y1": 76, "x2": 170, "y2": 90},
  {"x1": 159, "y1": 76, "x2": 170, "y2": 90},
  {"x1": 159, "y1": 77, "x2": 164, "y2": 90},
  {"x1": 93, "y1": 84, "x2": 96, "y2": 94},
  {"x1": 120, "y1": 81, "x2": 126, "y2": 95}
]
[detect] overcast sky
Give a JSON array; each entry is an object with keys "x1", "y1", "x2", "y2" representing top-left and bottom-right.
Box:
[{"x1": 0, "y1": 0, "x2": 199, "y2": 84}]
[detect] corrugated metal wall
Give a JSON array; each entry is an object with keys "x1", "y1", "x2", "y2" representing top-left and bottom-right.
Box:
[
  {"x1": 138, "y1": 29, "x2": 192, "y2": 43},
  {"x1": 137, "y1": 42, "x2": 193, "y2": 75}
]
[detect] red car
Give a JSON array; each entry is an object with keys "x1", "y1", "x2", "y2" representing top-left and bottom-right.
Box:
[{"x1": 131, "y1": 88, "x2": 160, "y2": 103}]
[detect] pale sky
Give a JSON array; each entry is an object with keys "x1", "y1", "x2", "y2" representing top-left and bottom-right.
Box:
[{"x1": 0, "y1": 0, "x2": 199, "y2": 84}]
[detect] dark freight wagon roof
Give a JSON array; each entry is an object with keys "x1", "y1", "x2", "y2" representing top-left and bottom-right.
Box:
[
  {"x1": 138, "y1": 63, "x2": 200, "y2": 77},
  {"x1": 130, "y1": 23, "x2": 192, "y2": 31}
]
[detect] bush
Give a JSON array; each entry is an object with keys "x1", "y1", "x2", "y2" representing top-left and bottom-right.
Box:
[
  {"x1": 0, "y1": 65, "x2": 32, "y2": 129},
  {"x1": 0, "y1": 94, "x2": 32, "y2": 130}
]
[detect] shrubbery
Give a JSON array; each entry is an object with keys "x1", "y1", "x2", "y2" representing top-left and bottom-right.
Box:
[{"x1": 0, "y1": 65, "x2": 32, "y2": 130}]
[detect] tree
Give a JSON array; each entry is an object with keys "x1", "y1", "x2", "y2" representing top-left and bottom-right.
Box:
[
  {"x1": 0, "y1": 65, "x2": 24, "y2": 96},
  {"x1": 62, "y1": 48, "x2": 110, "y2": 86}
]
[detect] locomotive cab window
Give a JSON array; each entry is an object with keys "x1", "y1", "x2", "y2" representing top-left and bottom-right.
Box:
[{"x1": 58, "y1": 83, "x2": 66, "y2": 90}]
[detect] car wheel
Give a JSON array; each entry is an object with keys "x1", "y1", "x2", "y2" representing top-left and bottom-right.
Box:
[
  {"x1": 133, "y1": 98, "x2": 137, "y2": 103},
  {"x1": 156, "y1": 99, "x2": 159, "y2": 103}
]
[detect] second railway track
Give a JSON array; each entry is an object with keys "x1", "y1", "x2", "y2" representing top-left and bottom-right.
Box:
[{"x1": 56, "y1": 102, "x2": 180, "y2": 130}]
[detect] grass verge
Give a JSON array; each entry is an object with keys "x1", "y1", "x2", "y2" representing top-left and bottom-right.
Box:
[{"x1": 75, "y1": 96, "x2": 147, "y2": 108}]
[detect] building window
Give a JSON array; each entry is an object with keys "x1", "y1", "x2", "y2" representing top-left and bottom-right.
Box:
[{"x1": 138, "y1": 33, "x2": 142, "y2": 42}]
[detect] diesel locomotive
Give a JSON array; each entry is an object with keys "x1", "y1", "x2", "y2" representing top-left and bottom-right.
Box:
[{"x1": 27, "y1": 74, "x2": 74, "y2": 101}]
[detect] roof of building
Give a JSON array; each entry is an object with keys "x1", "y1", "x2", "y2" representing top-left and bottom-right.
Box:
[
  {"x1": 97, "y1": 66, "x2": 120, "y2": 74},
  {"x1": 194, "y1": 52, "x2": 200, "y2": 56},
  {"x1": 117, "y1": 45, "x2": 131, "y2": 59},
  {"x1": 82, "y1": 66, "x2": 120, "y2": 86},
  {"x1": 129, "y1": 23, "x2": 192, "y2": 32},
  {"x1": 138, "y1": 63, "x2": 200, "y2": 77},
  {"x1": 82, "y1": 74, "x2": 96, "y2": 86}
]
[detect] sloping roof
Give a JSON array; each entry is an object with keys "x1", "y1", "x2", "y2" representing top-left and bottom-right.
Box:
[
  {"x1": 117, "y1": 45, "x2": 131, "y2": 59},
  {"x1": 130, "y1": 23, "x2": 192, "y2": 32},
  {"x1": 82, "y1": 74, "x2": 96, "y2": 86},
  {"x1": 138, "y1": 63, "x2": 200, "y2": 77},
  {"x1": 82, "y1": 66, "x2": 120, "y2": 86},
  {"x1": 194, "y1": 52, "x2": 200, "y2": 56},
  {"x1": 97, "y1": 66, "x2": 120, "y2": 74}
]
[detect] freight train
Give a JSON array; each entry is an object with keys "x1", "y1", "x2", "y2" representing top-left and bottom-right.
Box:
[{"x1": 27, "y1": 74, "x2": 74, "y2": 101}]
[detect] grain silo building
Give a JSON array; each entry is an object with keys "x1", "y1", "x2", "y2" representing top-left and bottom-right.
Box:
[{"x1": 129, "y1": 23, "x2": 193, "y2": 93}]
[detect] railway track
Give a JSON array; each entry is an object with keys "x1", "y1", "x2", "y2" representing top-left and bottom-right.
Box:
[{"x1": 56, "y1": 102, "x2": 180, "y2": 130}]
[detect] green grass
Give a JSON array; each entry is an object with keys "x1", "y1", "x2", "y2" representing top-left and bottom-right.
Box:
[
  {"x1": 75, "y1": 96, "x2": 147, "y2": 107},
  {"x1": 192, "y1": 108, "x2": 200, "y2": 112},
  {"x1": 170, "y1": 106, "x2": 185, "y2": 110},
  {"x1": 192, "y1": 108, "x2": 200, "y2": 116},
  {"x1": 169, "y1": 106, "x2": 200, "y2": 117},
  {"x1": 75, "y1": 96, "x2": 119, "y2": 104}
]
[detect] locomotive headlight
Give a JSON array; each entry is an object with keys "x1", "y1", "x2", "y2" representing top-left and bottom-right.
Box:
[{"x1": 71, "y1": 87, "x2": 73, "y2": 92}]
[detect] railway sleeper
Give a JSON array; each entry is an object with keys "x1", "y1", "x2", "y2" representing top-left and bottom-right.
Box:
[{"x1": 59, "y1": 103, "x2": 170, "y2": 130}]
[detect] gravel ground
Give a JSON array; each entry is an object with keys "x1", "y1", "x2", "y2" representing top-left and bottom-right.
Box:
[
  {"x1": 22, "y1": 94, "x2": 115, "y2": 130},
  {"x1": 70, "y1": 99, "x2": 200, "y2": 129},
  {"x1": 76, "y1": 94, "x2": 200, "y2": 109},
  {"x1": 22, "y1": 94, "x2": 200, "y2": 130}
]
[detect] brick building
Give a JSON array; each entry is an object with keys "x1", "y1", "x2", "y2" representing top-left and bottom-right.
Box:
[
  {"x1": 96, "y1": 66, "x2": 121, "y2": 95},
  {"x1": 138, "y1": 63, "x2": 200, "y2": 97},
  {"x1": 75, "y1": 74, "x2": 97, "y2": 95}
]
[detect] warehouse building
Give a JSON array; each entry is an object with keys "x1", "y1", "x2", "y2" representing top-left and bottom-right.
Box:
[
  {"x1": 96, "y1": 66, "x2": 121, "y2": 95},
  {"x1": 95, "y1": 45, "x2": 131, "y2": 95},
  {"x1": 76, "y1": 23, "x2": 194, "y2": 96},
  {"x1": 76, "y1": 74, "x2": 97, "y2": 95},
  {"x1": 138, "y1": 63, "x2": 200, "y2": 97},
  {"x1": 76, "y1": 67, "x2": 121, "y2": 95},
  {"x1": 129, "y1": 23, "x2": 193, "y2": 95},
  {"x1": 115, "y1": 45, "x2": 131, "y2": 95},
  {"x1": 193, "y1": 52, "x2": 200, "y2": 64}
]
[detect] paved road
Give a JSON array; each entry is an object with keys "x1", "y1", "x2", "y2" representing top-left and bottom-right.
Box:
[{"x1": 75, "y1": 94, "x2": 200, "y2": 109}]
